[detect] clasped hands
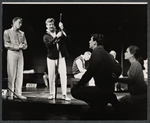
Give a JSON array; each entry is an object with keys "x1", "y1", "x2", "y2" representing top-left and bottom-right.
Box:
[
  {"x1": 56, "y1": 22, "x2": 64, "y2": 38},
  {"x1": 19, "y1": 43, "x2": 25, "y2": 49}
]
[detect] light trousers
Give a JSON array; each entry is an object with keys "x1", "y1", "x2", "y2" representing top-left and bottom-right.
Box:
[
  {"x1": 7, "y1": 50, "x2": 24, "y2": 96},
  {"x1": 47, "y1": 57, "x2": 67, "y2": 96}
]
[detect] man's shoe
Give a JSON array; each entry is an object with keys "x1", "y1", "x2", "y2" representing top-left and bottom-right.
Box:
[
  {"x1": 19, "y1": 95, "x2": 27, "y2": 99},
  {"x1": 14, "y1": 95, "x2": 27, "y2": 100},
  {"x1": 7, "y1": 96, "x2": 13, "y2": 100},
  {"x1": 48, "y1": 95, "x2": 55, "y2": 100},
  {"x1": 13, "y1": 95, "x2": 17, "y2": 98},
  {"x1": 62, "y1": 95, "x2": 71, "y2": 101}
]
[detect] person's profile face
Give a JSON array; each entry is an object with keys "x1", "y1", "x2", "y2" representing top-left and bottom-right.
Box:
[
  {"x1": 14, "y1": 19, "x2": 22, "y2": 29},
  {"x1": 89, "y1": 36, "x2": 95, "y2": 49},
  {"x1": 46, "y1": 22, "x2": 55, "y2": 31},
  {"x1": 124, "y1": 48, "x2": 133, "y2": 60}
]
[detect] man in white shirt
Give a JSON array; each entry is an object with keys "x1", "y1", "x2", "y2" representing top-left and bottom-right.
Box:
[{"x1": 72, "y1": 51, "x2": 95, "y2": 86}]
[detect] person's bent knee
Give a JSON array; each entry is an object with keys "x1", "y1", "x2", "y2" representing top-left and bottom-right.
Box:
[
  {"x1": 71, "y1": 87, "x2": 79, "y2": 99},
  {"x1": 71, "y1": 87, "x2": 76, "y2": 97}
]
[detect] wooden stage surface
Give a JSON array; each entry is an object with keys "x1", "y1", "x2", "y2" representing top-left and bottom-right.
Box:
[{"x1": 2, "y1": 86, "x2": 147, "y2": 121}]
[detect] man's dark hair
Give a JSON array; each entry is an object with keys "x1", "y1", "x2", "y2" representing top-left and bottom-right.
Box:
[
  {"x1": 91, "y1": 33, "x2": 105, "y2": 45},
  {"x1": 12, "y1": 17, "x2": 23, "y2": 24}
]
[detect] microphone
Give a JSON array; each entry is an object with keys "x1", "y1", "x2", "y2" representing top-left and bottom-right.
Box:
[
  {"x1": 60, "y1": 13, "x2": 62, "y2": 22},
  {"x1": 53, "y1": 13, "x2": 63, "y2": 44}
]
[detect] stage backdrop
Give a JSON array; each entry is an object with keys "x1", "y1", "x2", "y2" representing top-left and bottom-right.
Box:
[{"x1": 2, "y1": 3, "x2": 147, "y2": 78}]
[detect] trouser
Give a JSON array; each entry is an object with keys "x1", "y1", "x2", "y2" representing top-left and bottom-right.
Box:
[
  {"x1": 74, "y1": 73, "x2": 95, "y2": 86},
  {"x1": 47, "y1": 57, "x2": 67, "y2": 96},
  {"x1": 7, "y1": 50, "x2": 24, "y2": 97},
  {"x1": 119, "y1": 94, "x2": 147, "y2": 110},
  {"x1": 71, "y1": 86, "x2": 120, "y2": 110}
]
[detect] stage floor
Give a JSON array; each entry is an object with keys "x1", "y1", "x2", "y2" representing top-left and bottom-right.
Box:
[
  {"x1": 2, "y1": 86, "x2": 147, "y2": 120},
  {"x1": 2, "y1": 87, "x2": 88, "y2": 105},
  {"x1": 2, "y1": 86, "x2": 127, "y2": 105}
]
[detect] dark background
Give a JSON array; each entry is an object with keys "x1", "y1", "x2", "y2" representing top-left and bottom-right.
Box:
[{"x1": 2, "y1": 4, "x2": 147, "y2": 78}]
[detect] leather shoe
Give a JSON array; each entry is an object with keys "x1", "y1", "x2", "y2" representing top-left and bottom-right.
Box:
[
  {"x1": 62, "y1": 95, "x2": 71, "y2": 101},
  {"x1": 48, "y1": 95, "x2": 55, "y2": 100},
  {"x1": 7, "y1": 96, "x2": 13, "y2": 100},
  {"x1": 14, "y1": 95, "x2": 27, "y2": 100}
]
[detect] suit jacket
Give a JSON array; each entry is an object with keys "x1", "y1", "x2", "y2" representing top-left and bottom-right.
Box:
[
  {"x1": 4, "y1": 27, "x2": 28, "y2": 51},
  {"x1": 43, "y1": 29, "x2": 69, "y2": 60}
]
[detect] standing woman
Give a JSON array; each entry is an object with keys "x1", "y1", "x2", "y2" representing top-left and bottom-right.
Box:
[{"x1": 118, "y1": 45, "x2": 147, "y2": 110}]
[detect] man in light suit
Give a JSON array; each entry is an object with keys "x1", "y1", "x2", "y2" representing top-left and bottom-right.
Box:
[{"x1": 4, "y1": 17, "x2": 28, "y2": 100}]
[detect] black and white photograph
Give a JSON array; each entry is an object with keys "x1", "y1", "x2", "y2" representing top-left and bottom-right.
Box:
[{"x1": 1, "y1": 2, "x2": 148, "y2": 121}]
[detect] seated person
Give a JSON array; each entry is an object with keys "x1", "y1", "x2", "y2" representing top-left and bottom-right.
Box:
[
  {"x1": 110, "y1": 50, "x2": 119, "y2": 63},
  {"x1": 110, "y1": 50, "x2": 127, "y2": 91},
  {"x1": 72, "y1": 51, "x2": 95, "y2": 86},
  {"x1": 117, "y1": 45, "x2": 147, "y2": 110}
]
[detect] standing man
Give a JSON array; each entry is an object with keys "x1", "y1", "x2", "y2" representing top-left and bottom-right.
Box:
[
  {"x1": 71, "y1": 34, "x2": 120, "y2": 118},
  {"x1": 72, "y1": 51, "x2": 95, "y2": 86},
  {"x1": 3, "y1": 17, "x2": 28, "y2": 100},
  {"x1": 43, "y1": 18, "x2": 70, "y2": 101}
]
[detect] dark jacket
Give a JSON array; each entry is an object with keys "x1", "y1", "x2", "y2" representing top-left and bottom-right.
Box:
[
  {"x1": 43, "y1": 29, "x2": 69, "y2": 60},
  {"x1": 77, "y1": 45, "x2": 114, "y2": 90}
]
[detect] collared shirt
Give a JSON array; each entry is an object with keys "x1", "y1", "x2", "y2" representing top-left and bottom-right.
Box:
[{"x1": 3, "y1": 27, "x2": 28, "y2": 51}]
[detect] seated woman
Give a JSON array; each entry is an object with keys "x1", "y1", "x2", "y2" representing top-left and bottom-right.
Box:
[{"x1": 117, "y1": 45, "x2": 147, "y2": 110}]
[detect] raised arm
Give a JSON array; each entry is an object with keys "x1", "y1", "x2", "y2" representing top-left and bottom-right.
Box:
[{"x1": 43, "y1": 34, "x2": 58, "y2": 48}]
